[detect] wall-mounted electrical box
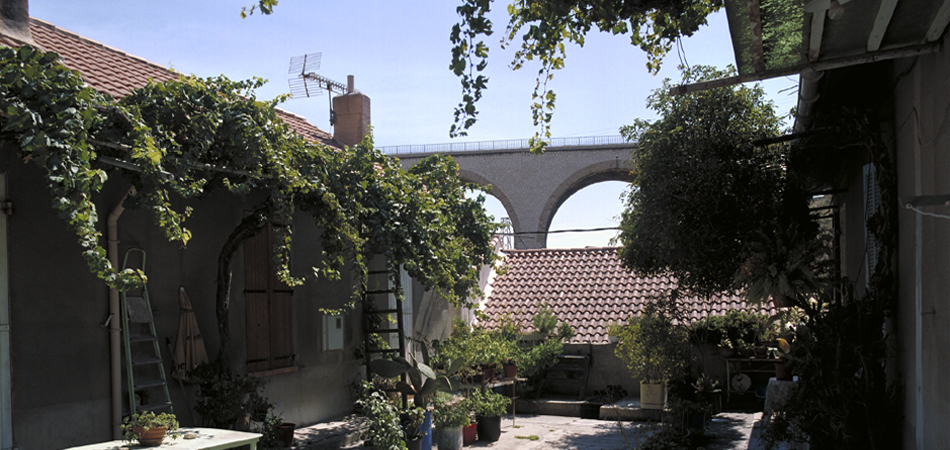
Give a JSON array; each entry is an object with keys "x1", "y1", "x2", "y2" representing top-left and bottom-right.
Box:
[{"x1": 322, "y1": 314, "x2": 344, "y2": 351}]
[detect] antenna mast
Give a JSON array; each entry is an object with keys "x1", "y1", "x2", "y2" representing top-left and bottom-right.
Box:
[{"x1": 287, "y1": 53, "x2": 348, "y2": 125}]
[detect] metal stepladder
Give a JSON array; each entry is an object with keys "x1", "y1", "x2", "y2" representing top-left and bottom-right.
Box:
[
  {"x1": 121, "y1": 248, "x2": 173, "y2": 415},
  {"x1": 362, "y1": 267, "x2": 408, "y2": 407}
]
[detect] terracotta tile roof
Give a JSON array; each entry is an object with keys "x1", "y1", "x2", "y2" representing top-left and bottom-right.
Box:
[
  {"x1": 8, "y1": 18, "x2": 335, "y2": 145},
  {"x1": 481, "y1": 247, "x2": 776, "y2": 344}
]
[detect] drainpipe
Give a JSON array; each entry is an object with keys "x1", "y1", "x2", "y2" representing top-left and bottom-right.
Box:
[{"x1": 108, "y1": 186, "x2": 135, "y2": 440}]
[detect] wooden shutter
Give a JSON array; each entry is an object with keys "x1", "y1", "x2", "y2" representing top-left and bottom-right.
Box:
[{"x1": 244, "y1": 214, "x2": 294, "y2": 372}]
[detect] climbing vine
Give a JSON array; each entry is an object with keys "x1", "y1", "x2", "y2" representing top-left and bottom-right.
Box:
[{"x1": 1, "y1": 45, "x2": 497, "y2": 360}]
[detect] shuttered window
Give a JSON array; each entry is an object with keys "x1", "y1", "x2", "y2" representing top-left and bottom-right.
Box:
[{"x1": 244, "y1": 217, "x2": 294, "y2": 373}]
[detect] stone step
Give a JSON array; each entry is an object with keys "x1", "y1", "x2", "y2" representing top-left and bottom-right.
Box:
[{"x1": 290, "y1": 415, "x2": 369, "y2": 450}]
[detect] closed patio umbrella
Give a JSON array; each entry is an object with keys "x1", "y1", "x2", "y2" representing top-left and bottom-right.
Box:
[{"x1": 172, "y1": 286, "x2": 208, "y2": 382}]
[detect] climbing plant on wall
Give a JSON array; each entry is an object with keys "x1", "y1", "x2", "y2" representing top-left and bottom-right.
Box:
[{"x1": 0, "y1": 45, "x2": 498, "y2": 362}]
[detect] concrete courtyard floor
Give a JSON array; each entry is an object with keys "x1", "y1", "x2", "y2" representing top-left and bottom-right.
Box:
[{"x1": 457, "y1": 412, "x2": 764, "y2": 450}]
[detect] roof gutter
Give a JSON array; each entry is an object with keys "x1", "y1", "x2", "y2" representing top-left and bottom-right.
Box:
[{"x1": 669, "y1": 40, "x2": 942, "y2": 96}]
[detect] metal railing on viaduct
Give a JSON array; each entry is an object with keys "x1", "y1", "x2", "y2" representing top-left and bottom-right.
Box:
[
  {"x1": 381, "y1": 136, "x2": 636, "y2": 249},
  {"x1": 378, "y1": 135, "x2": 628, "y2": 156}
]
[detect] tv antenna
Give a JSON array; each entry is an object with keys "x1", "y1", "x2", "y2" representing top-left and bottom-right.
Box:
[{"x1": 287, "y1": 52, "x2": 349, "y2": 125}]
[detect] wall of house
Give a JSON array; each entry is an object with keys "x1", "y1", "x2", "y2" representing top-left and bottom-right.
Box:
[
  {"x1": 891, "y1": 47, "x2": 950, "y2": 450},
  {"x1": 0, "y1": 154, "x2": 366, "y2": 448},
  {"x1": 2, "y1": 154, "x2": 115, "y2": 449}
]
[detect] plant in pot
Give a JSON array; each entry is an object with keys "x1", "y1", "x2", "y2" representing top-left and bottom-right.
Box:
[
  {"x1": 615, "y1": 298, "x2": 690, "y2": 410},
  {"x1": 691, "y1": 374, "x2": 722, "y2": 414},
  {"x1": 465, "y1": 387, "x2": 511, "y2": 442},
  {"x1": 606, "y1": 321, "x2": 623, "y2": 344},
  {"x1": 466, "y1": 328, "x2": 508, "y2": 382},
  {"x1": 369, "y1": 344, "x2": 465, "y2": 450},
  {"x1": 400, "y1": 406, "x2": 430, "y2": 450},
  {"x1": 355, "y1": 381, "x2": 405, "y2": 450},
  {"x1": 121, "y1": 411, "x2": 180, "y2": 447},
  {"x1": 433, "y1": 392, "x2": 471, "y2": 450}
]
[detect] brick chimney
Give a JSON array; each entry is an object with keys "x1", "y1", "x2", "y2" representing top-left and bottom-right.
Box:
[
  {"x1": 331, "y1": 75, "x2": 371, "y2": 147},
  {"x1": 0, "y1": 0, "x2": 32, "y2": 45}
]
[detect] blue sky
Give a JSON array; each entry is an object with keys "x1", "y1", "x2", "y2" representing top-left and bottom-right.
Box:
[{"x1": 29, "y1": 1, "x2": 799, "y2": 248}]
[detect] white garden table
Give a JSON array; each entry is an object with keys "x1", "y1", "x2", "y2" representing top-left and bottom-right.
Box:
[{"x1": 64, "y1": 427, "x2": 261, "y2": 450}]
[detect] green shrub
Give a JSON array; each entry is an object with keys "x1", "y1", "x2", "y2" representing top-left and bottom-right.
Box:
[
  {"x1": 464, "y1": 388, "x2": 511, "y2": 417},
  {"x1": 532, "y1": 303, "x2": 558, "y2": 335},
  {"x1": 615, "y1": 299, "x2": 690, "y2": 384},
  {"x1": 433, "y1": 392, "x2": 471, "y2": 428},
  {"x1": 356, "y1": 381, "x2": 405, "y2": 450}
]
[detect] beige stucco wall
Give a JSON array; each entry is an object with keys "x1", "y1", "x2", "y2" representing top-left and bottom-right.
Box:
[{"x1": 892, "y1": 47, "x2": 950, "y2": 450}]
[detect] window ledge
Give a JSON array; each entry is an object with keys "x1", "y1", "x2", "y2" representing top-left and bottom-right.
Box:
[{"x1": 249, "y1": 365, "x2": 299, "y2": 378}]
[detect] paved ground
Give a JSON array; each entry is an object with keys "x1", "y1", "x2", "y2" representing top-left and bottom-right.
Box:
[{"x1": 456, "y1": 412, "x2": 763, "y2": 450}]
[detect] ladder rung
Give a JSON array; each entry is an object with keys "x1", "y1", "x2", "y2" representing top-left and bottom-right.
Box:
[
  {"x1": 139, "y1": 402, "x2": 173, "y2": 412},
  {"x1": 367, "y1": 348, "x2": 401, "y2": 354},
  {"x1": 135, "y1": 379, "x2": 168, "y2": 390},
  {"x1": 129, "y1": 335, "x2": 158, "y2": 343},
  {"x1": 364, "y1": 290, "x2": 395, "y2": 295},
  {"x1": 368, "y1": 329, "x2": 400, "y2": 334},
  {"x1": 368, "y1": 270, "x2": 389, "y2": 275},
  {"x1": 132, "y1": 357, "x2": 163, "y2": 366},
  {"x1": 558, "y1": 355, "x2": 589, "y2": 360}
]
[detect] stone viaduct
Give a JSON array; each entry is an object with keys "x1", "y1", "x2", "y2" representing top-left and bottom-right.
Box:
[{"x1": 382, "y1": 136, "x2": 636, "y2": 249}]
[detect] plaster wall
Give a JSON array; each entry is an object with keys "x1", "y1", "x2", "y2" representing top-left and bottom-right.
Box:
[
  {"x1": 560, "y1": 343, "x2": 729, "y2": 400},
  {"x1": 0, "y1": 153, "x2": 365, "y2": 448},
  {"x1": 891, "y1": 47, "x2": 950, "y2": 450}
]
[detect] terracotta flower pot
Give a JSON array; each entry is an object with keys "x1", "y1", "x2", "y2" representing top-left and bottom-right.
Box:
[
  {"x1": 463, "y1": 422, "x2": 477, "y2": 445},
  {"x1": 503, "y1": 363, "x2": 517, "y2": 379},
  {"x1": 134, "y1": 426, "x2": 167, "y2": 447}
]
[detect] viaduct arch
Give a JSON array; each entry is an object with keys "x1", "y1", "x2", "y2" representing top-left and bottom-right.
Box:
[{"x1": 385, "y1": 137, "x2": 635, "y2": 249}]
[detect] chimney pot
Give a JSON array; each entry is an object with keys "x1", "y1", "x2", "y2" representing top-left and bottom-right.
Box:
[{"x1": 347, "y1": 75, "x2": 354, "y2": 94}]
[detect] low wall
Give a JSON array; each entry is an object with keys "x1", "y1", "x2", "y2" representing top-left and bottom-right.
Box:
[{"x1": 560, "y1": 342, "x2": 732, "y2": 400}]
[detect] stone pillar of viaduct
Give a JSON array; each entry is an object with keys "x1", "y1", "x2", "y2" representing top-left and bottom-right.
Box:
[{"x1": 395, "y1": 145, "x2": 635, "y2": 249}]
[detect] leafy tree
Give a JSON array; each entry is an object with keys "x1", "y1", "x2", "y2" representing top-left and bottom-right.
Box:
[
  {"x1": 0, "y1": 45, "x2": 497, "y2": 363},
  {"x1": 450, "y1": 0, "x2": 723, "y2": 149},
  {"x1": 616, "y1": 65, "x2": 815, "y2": 298}
]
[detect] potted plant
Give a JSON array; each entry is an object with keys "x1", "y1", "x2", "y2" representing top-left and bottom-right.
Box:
[
  {"x1": 433, "y1": 392, "x2": 471, "y2": 450},
  {"x1": 355, "y1": 381, "x2": 405, "y2": 450},
  {"x1": 615, "y1": 298, "x2": 690, "y2": 410},
  {"x1": 400, "y1": 406, "x2": 430, "y2": 450},
  {"x1": 465, "y1": 388, "x2": 511, "y2": 442},
  {"x1": 692, "y1": 374, "x2": 723, "y2": 414},
  {"x1": 606, "y1": 321, "x2": 623, "y2": 344},
  {"x1": 121, "y1": 411, "x2": 180, "y2": 447}
]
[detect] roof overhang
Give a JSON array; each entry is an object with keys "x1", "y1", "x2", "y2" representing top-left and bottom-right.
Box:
[{"x1": 672, "y1": 0, "x2": 950, "y2": 95}]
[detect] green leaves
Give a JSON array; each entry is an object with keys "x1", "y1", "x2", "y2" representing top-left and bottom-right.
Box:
[
  {"x1": 450, "y1": 0, "x2": 722, "y2": 142},
  {"x1": 2, "y1": 46, "x2": 496, "y2": 304},
  {"x1": 617, "y1": 65, "x2": 799, "y2": 296}
]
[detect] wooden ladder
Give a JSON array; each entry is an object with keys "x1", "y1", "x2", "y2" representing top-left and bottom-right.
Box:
[
  {"x1": 121, "y1": 248, "x2": 173, "y2": 415},
  {"x1": 362, "y1": 268, "x2": 408, "y2": 407}
]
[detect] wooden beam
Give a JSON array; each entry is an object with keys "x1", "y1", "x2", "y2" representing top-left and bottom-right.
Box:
[
  {"x1": 809, "y1": 9, "x2": 826, "y2": 61},
  {"x1": 669, "y1": 41, "x2": 942, "y2": 95},
  {"x1": 749, "y1": 0, "x2": 765, "y2": 72},
  {"x1": 804, "y1": 0, "x2": 831, "y2": 62},
  {"x1": 868, "y1": 0, "x2": 900, "y2": 52},
  {"x1": 927, "y1": 0, "x2": 950, "y2": 42}
]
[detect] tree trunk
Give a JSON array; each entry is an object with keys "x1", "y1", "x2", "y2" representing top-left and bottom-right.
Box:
[{"x1": 215, "y1": 206, "x2": 270, "y2": 366}]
